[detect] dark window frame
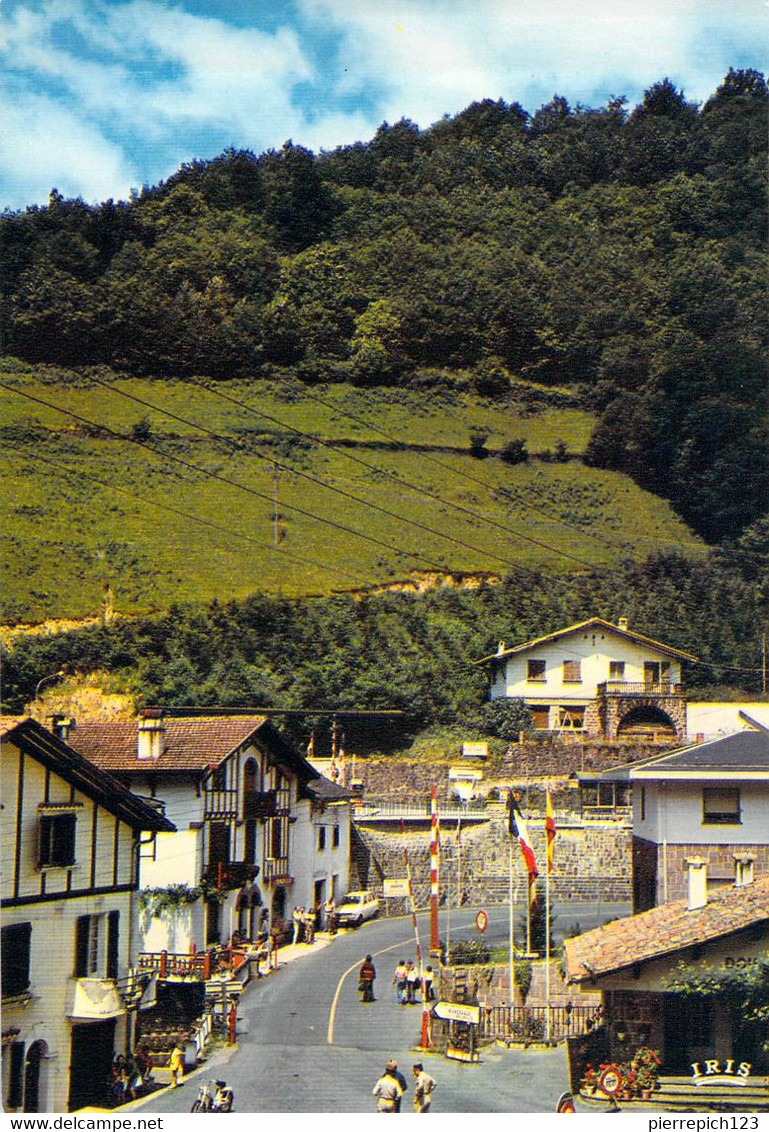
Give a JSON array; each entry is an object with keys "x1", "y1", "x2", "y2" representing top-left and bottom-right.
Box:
[
  {"x1": 39, "y1": 812, "x2": 77, "y2": 868},
  {"x1": 317, "y1": 826, "x2": 326, "y2": 852},
  {"x1": 332, "y1": 825, "x2": 340, "y2": 849},
  {"x1": 1, "y1": 922, "x2": 32, "y2": 999},
  {"x1": 702, "y1": 787, "x2": 741, "y2": 826},
  {"x1": 527, "y1": 659, "x2": 547, "y2": 682}
]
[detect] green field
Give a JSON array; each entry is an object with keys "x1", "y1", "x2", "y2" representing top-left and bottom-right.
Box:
[{"x1": 1, "y1": 365, "x2": 705, "y2": 623}]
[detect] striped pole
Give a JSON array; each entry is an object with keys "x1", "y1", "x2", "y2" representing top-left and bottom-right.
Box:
[
  {"x1": 429, "y1": 784, "x2": 441, "y2": 955},
  {"x1": 403, "y1": 842, "x2": 431, "y2": 1049}
]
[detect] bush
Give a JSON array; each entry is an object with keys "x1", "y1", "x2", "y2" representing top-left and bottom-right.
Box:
[
  {"x1": 468, "y1": 430, "x2": 489, "y2": 458},
  {"x1": 447, "y1": 939, "x2": 491, "y2": 965},
  {"x1": 481, "y1": 698, "x2": 532, "y2": 741},
  {"x1": 499, "y1": 438, "x2": 528, "y2": 464}
]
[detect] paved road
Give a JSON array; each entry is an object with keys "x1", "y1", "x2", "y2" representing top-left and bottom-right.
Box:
[{"x1": 135, "y1": 903, "x2": 624, "y2": 1114}]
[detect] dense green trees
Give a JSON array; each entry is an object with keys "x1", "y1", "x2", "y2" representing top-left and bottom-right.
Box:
[{"x1": 1, "y1": 71, "x2": 766, "y2": 541}]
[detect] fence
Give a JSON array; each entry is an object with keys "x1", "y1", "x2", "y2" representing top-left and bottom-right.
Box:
[{"x1": 479, "y1": 1003, "x2": 604, "y2": 1044}]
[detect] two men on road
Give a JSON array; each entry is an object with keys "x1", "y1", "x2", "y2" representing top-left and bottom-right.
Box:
[{"x1": 372, "y1": 1061, "x2": 437, "y2": 1112}]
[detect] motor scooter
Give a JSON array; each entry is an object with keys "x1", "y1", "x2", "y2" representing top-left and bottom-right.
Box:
[{"x1": 190, "y1": 1079, "x2": 234, "y2": 1112}]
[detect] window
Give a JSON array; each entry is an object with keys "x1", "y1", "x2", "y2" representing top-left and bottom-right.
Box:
[
  {"x1": 530, "y1": 706, "x2": 550, "y2": 730},
  {"x1": 6, "y1": 1041, "x2": 25, "y2": 1108},
  {"x1": 640, "y1": 786, "x2": 646, "y2": 821},
  {"x1": 317, "y1": 826, "x2": 326, "y2": 852},
  {"x1": 527, "y1": 659, "x2": 546, "y2": 682},
  {"x1": 74, "y1": 913, "x2": 114, "y2": 978},
  {"x1": 609, "y1": 661, "x2": 625, "y2": 680},
  {"x1": 1, "y1": 923, "x2": 32, "y2": 999},
  {"x1": 703, "y1": 787, "x2": 741, "y2": 825},
  {"x1": 563, "y1": 660, "x2": 582, "y2": 683},
  {"x1": 333, "y1": 825, "x2": 340, "y2": 849},
  {"x1": 38, "y1": 813, "x2": 76, "y2": 868},
  {"x1": 558, "y1": 707, "x2": 584, "y2": 729}
]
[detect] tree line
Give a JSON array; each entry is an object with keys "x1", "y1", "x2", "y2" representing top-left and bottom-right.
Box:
[{"x1": 1, "y1": 69, "x2": 766, "y2": 543}]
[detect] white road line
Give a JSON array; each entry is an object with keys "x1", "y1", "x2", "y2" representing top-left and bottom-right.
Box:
[{"x1": 326, "y1": 919, "x2": 478, "y2": 1045}]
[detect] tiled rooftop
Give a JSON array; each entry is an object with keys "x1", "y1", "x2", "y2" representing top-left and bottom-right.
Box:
[
  {"x1": 565, "y1": 876, "x2": 769, "y2": 983},
  {"x1": 71, "y1": 715, "x2": 269, "y2": 772}
]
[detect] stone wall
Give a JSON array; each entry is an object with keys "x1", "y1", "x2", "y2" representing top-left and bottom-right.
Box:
[
  {"x1": 653, "y1": 842, "x2": 769, "y2": 905},
  {"x1": 355, "y1": 814, "x2": 633, "y2": 906}
]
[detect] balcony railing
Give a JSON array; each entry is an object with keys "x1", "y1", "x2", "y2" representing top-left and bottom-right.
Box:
[
  {"x1": 243, "y1": 791, "x2": 277, "y2": 820},
  {"x1": 262, "y1": 858, "x2": 293, "y2": 882},
  {"x1": 203, "y1": 789, "x2": 238, "y2": 819},
  {"x1": 479, "y1": 1003, "x2": 604, "y2": 1043},
  {"x1": 202, "y1": 861, "x2": 260, "y2": 889},
  {"x1": 598, "y1": 681, "x2": 683, "y2": 696}
]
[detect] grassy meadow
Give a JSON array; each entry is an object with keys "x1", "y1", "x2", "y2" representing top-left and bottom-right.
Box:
[{"x1": 1, "y1": 364, "x2": 705, "y2": 623}]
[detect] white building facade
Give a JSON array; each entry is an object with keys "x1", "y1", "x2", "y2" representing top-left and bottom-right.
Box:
[{"x1": 1, "y1": 718, "x2": 172, "y2": 1113}]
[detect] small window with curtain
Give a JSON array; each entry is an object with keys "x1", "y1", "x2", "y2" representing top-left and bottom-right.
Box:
[
  {"x1": 702, "y1": 788, "x2": 741, "y2": 825},
  {"x1": 563, "y1": 660, "x2": 582, "y2": 683}
]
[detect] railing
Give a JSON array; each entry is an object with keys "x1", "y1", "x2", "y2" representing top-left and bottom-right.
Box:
[
  {"x1": 243, "y1": 790, "x2": 277, "y2": 820},
  {"x1": 354, "y1": 800, "x2": 490, "y2": 821},
  {"x1": 479, "y1": 1003, "x2": 604, "y2": 1044},
  {"x1": 262, "y1": 858, "x2": 293, "y2": 882},
  {"x1": 598, "y1": 681, "x2": 683, "y2": 696},
  {"x1": 191, "y1": 1010, "x2": 213, "y2": 1060},
  {"x1": 138, "y1": 951, "x2": 213, "y2": 979},
  {"x1": 203, "y1": 789, "x2": 238, "y2": 818},
  {"x1": 202, "y1": 861, "x2": 260, "y2": 889},
  {"x1": 114, "y1": 970, "x2": 156, "y2": 1010}
]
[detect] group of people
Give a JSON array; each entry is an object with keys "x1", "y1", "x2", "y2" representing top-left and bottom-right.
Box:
[
  {"x1": 291, "y1": 897, "x2": 338, "y2": 945},
  {"x1": 373, "y1": 1061, "x2": 437, "y2": 1113},
  {"x1": 392, "y1": 960, "x2": 435, "y2": 1005},
  {"x1": 110, "y1": 1047, "x2": 154, "y2": 1102}
]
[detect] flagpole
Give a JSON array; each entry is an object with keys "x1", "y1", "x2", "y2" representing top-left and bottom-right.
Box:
[
  {"x1": 508, "y1": 838, "x2": 516, "y2": 1019},
  {"x1": 545, "y1": 839, "x2": 551, "y2": 1042}
]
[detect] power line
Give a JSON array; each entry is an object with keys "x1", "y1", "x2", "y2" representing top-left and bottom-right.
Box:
[
  {"x1": 0, "y1": 382, "x2": 462, "y2": 576},
  {"x1": 82, "y1": 374, "x2": 589, "y2": 574},
  {"x1": 3, "y1": 443, "x2": 361, "y2": 585}
]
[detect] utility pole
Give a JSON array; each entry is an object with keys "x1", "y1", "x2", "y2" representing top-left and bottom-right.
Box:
[
  {"x1": 272, "y1": 463, "x2": 279, "y2": 548},
  {"x1": 763, "y1": 633, "x2": 767, "y2": 696}
]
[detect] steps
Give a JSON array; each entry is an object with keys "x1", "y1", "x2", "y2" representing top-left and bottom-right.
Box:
[{"x1": 581, "y1": 1075, "x2": 769, "y2": 1112}]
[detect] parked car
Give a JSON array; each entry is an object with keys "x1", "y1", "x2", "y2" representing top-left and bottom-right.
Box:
[{"x1": 336, "y1": 890, "x2": 380, "y2": 927}]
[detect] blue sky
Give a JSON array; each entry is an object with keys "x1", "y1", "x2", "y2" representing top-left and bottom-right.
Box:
[{"x1": 1, "y1": 0, "x2": 766, "y2": 209}]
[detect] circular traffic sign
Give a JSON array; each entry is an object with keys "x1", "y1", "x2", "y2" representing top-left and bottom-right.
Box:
[
  {"x1": 475, "y1": 909, "x2": 488, "y2": 933},
  {"x1": 598, "y1": 1067, "x2": 621, "y2": 1097}
]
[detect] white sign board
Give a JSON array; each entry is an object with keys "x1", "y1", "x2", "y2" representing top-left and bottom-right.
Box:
[
  {"x1": 383, "y1": 878, "x2": 410, "y2": 898},
  {"x1": 462, "y1": 742, "x2": 488, "y2": 759},
  {"x1": 433, "y1": 1001, "x2": 480, "y2": 1024}
]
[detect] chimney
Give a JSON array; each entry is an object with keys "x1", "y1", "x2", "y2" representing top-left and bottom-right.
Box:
[
  {"x1": 51, "y1": 714, "x2": 75, "y2": 742},
  {"x1": 497, "y1": 640, "x2": 506, "y2": 654},
  {"x1": 733, "y1": 853, "x2": 755, "y2": 887},
  {"x1": 685, "y1": 856, "x2": 708, "y2": 910},
  {"x1": 618, "y1": 617, "x2": 628, "y2": 632},
  {"x1": 137, "y1": 712, "x2": 165, "y2": 761}
]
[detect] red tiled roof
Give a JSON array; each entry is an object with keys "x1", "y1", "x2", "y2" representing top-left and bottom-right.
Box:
[
  {"x1": 565, "y1": 876, "x2": 769, "y2": 983},
  {"x1": 71, "y1": 715, "x2": 269, "y2": 773}
]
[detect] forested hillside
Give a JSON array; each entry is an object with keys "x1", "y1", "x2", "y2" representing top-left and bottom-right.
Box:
[{"x1": 1, "y1": 70, "x2": 766, "y2": 544}]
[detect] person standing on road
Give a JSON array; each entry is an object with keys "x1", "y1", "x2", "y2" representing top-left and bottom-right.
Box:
[
  {"x1": 325, "y1": 895, "x2": 337, "y2": 934},
  {"x1": 372, "y1": 1064, "x2": 403, "y2": 1112},
  {"x1": 422, "y1": 965, "x2": 435, "y2": 1001},
  {"x1": 412, "y1": 1063, "x2": 436, "y2": 1112},
  {"x1": 405, "y1": 960, "x2": 419, "y2": 1004},
  {"x1": 292, "y1": 905, "x2": 303, "y2": 945},
  {"x1": 386, "y1": 1061, "x2": 408, "y2": 1112},
  {"x1": 393, "y1": 960, "x2": 407, "y2": 1004},
  {"x1": 359, "y1": 954, "x2": 377, "y2": 1002}
]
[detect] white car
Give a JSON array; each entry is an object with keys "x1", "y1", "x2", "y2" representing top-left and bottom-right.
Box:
[{"x1": 336, "y1": 890, "x2": 380, "y2": 927}]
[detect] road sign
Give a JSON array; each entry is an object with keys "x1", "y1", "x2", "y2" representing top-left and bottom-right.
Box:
[
  {"x1": 383, "y1": 878, "x2": 410, "y2": 898},
  {"x1": 433, "y1": 1001, "x2": 480, "y2": 1024},
  {"x1": 598, "y1": 1067, "x2": 621, "y2": 1097},
  {"x1": 475, "y1": 909, "x2": 488, "y2": 933}
]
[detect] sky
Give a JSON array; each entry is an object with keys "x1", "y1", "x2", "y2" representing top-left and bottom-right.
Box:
[{"x1": 0, "y1": 0, "x2": 767, "y2": 210}]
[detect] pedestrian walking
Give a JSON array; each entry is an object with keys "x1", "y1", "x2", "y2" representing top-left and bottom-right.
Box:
[
  {"x1": 359, "y1": 954, "x2": 376, "y2": 1002},
  {"x1": 412, "y1": 1063, "x2": 436, "y2": 1113},
  {"x1": 303, "y1": 905, "x2": 315, "y2": 944},
  {"x1": 168, "y1": 1044, "x2": 185, "y2": 1089},
  {"x1": 325, "y1": 895, "x2": 337, "y2": 934},
  {"x1": 292, "y1": 905, "x2": 304, "y2": 945},
  {"x1": 405, "y1": 960, "x2": 419, "y2": 1003},
  {"x1": 372, "y1": 1064, "x2": 403, "y2": 1113},
  {"x1": 386, "y1": 1061, "x2": 408, "y2": 1112},
  {"x1": 393, "y1": 960, "x2": 407, "y2": 1004}
]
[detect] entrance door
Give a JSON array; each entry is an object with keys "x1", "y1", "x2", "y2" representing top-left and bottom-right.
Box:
[
  {"x1": 68, "y1": 1018, "x2": 116, "y2": 1111},
  {"x1": 23, "y1": 1041, "x2": 46, "y2": 1112},
  {"x1": 663, "y1": 996, "x2": 714, "y2": 1072}
]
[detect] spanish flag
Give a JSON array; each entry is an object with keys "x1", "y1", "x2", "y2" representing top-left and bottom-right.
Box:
[{"x1": 545, "y1": 785, "x2": 556, "y2": 874}]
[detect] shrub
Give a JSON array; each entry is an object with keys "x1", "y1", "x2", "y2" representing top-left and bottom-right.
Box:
[
  {"x1": 499, "y1": 438, "x2": 528, "y2": 464},
  {"x1": 468, "y1": 430, "x2": 489, "y2": 458}
]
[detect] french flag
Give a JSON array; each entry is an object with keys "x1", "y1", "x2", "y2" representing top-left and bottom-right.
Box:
[{"x1": 508, "y1": 790, "x2": 539, "y2": 888}]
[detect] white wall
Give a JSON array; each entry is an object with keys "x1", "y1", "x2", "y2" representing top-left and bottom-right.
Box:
[
  {"x1": 687, "y1": 703, "x2": 769, "y2": 740},
  {"x1": 633, "y1": 779, "x2": 769, "y2": 845},
  {"x1": 494, "y1": 629, "x2": 682, "y2": 703}
]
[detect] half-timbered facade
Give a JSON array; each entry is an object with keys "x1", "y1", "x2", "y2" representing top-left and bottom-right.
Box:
[{"x1": 0, "y1": 717, "x2": 173, "y2": 1113}]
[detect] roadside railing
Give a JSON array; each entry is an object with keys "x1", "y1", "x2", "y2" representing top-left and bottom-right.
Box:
[{"x1": 480, "y1": 1003, "x2": 604, "y2": 1044}]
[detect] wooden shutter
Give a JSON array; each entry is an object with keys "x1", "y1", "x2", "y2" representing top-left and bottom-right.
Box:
[
  {"x1": 74, "y1": 915, "x2": 90, "y2": 978},
  {"x1": 7, "y1": 1042, "x2": 25, "y2": 1108},
  {"x1": 1, "y1": 922, "x2": 32, "y2": 998},
  {"x1": 106, "y1": 911, "x2": 120, "y2": 980}
]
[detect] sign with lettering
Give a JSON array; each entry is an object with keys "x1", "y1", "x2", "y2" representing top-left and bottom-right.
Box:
[
  {"x1": 383, "y1": 878, "x2": 410, "y2": 898},
  {"x1": 433, "y1": 1001, "x2": 480, "y2": 1024},
  {"x1": 691, "y1": 1059, "x2": 752, "y2": 1087},
  {"x1": 475, "y1": 909, "x2": 488, "y2": 933},
  {"x1": 598, "y1": 1067, "x2": 621, "y2": 1097}
]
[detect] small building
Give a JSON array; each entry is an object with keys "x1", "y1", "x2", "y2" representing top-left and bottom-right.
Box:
[
  {"x1": 1, "y1": 717, "x2": 173, "y2": 1113},
  {"x1": 68, "y1": 713, "x2": 352, "y2": 954},
  {"x1": 565, "y1": 867, "x2": 769, "y2": 1075},
  {"x1": 477, "y1": 617, "x2": 698, "y2": 741}
]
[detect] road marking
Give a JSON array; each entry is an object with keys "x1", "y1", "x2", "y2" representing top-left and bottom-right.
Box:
[{"x1": 326, "y1": 919, "x2": 477, "y2": 1045}]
